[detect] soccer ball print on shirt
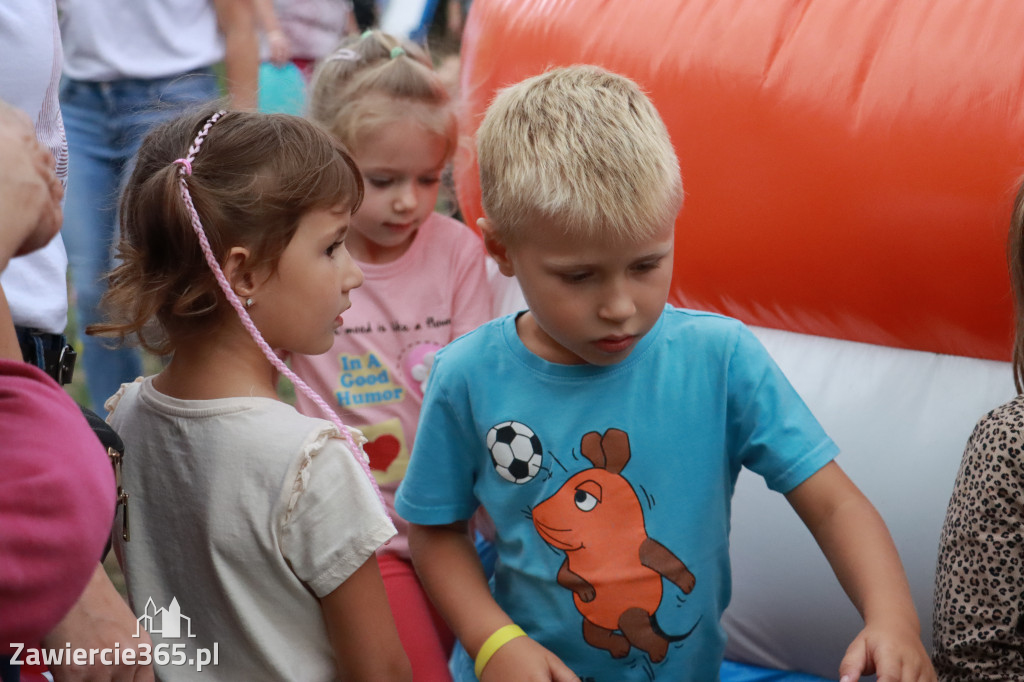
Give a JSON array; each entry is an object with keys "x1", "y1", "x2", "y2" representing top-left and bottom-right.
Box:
[{"x1": 486, "y1": 420, "x2": 544, "y2": 484}]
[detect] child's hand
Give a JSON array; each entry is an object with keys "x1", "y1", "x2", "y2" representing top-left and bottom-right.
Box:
[
  {"x1": 838, "y1": 621, "x2": 936, "y2": 682},
  {"x1": 479, "y1": 635, "x2": 580, "y2": 682},
  {"x1": 265, "y1": 30, "x2": 291, "y2": 66}
]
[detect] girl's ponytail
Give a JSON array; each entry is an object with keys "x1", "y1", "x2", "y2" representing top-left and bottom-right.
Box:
[{"x1": 89, "y1": 123, "x2": 222, "y2": 354}]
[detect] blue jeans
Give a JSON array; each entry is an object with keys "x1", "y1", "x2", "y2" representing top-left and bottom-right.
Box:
[{"x1": 60, "y1": 69, "x2": 220, "y2": 413}]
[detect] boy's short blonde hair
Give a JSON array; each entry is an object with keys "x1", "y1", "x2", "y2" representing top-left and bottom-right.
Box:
[{"x1": 477, "y1": 65, "x2": 682, "y2": 245}]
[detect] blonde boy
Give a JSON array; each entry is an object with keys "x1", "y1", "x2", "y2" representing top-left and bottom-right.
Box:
[{"x1": 396, "y1": 65, "x2": 933, "y2": 682}]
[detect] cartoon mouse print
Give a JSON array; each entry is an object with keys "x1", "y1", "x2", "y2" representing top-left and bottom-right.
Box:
[{"x1": 532, "y1": 428, "x2": 698, "y2": 662}]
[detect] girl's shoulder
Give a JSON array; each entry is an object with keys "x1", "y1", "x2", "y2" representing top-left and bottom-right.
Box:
[
  {"x1": 104, "y1": 376, "x2": 146, "y2": 421},
  {"x1": 109, "y1": 376, "x2": 337, "y2": 456},
  {"x1": 969, "y1": 395, "x2": 1024, "y2": 453}
]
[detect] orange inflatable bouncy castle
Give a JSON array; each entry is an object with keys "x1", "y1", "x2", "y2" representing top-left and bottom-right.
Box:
[
  {"x1": 455, "y1": 0, "x2": 1024, "y2": 362},
  {"x1": 453, "y1": 1, "x2": 1024, "y2": 679}
]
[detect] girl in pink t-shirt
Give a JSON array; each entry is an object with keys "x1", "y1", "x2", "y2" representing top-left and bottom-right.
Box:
[{"x1": 294, "y1": 30, "x2": 494, "y2": 680}]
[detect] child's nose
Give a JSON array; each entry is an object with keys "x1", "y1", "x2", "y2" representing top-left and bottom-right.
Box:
[
  {"x1": 599, "y1": 284, "x2": 637, "y2": 323},
  {"x1": 344, "y1": 258, "x2": 364, "y2": 291},
  {"x1": 392, "y1": 182, "x2": 418, "y2": 212}
]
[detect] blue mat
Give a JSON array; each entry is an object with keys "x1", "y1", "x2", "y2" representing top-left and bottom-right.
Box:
[{"x1": 721, "y1": 660, "x2": 834, "y2": 682}]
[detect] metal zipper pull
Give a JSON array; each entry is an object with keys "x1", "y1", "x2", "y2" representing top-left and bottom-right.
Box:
[
  {"x1": 109, "y1": 447, "x2": 130, "y2": 541},
  {"x1": 118, "y1": 489, "x2": 130, "y2": 541}
]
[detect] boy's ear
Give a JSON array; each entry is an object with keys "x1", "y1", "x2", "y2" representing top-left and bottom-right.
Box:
[
  {"x1": 222, "y1": 246, "x2": 260, "y2": 298},
  {"x1": 479, "y1": 218, "x2": 515, "y2": 277}
]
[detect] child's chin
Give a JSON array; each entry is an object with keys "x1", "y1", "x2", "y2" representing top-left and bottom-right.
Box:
[{"x1": 304, "y1": 338, "x2": 336, "y2": 356}]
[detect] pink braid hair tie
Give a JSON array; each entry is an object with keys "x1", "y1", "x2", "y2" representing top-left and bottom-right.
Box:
[
  {"x1": 173, "y1": 110, "x2": 389, "y2": 514},
  {"x1": 173, "y1": 158, "x2": 192, "y2": 176}
]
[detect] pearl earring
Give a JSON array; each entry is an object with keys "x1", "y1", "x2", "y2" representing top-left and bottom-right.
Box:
[{"x1": 245, "y1": 297, "x2": 253, "y2": 308}]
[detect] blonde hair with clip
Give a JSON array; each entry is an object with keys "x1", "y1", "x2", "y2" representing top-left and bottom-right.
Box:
[
  {"x1": 477, "y1": 65, "x2": 683, "y2": 246},
  {"x1": 308, "y1": 30, "x2": 456, "y2": 160}
]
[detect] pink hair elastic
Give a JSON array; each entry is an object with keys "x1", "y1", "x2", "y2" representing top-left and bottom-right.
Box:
[{"x1": 173, "y1": 110, "x2": 388, "y2": 512}]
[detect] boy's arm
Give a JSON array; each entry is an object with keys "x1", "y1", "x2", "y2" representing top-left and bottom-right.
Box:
[
  {"x1": 320, "y1": 555, "x2": 412, "y2": 681},
  {"x1": 408, "y1": 521, "x2": 579, "y2": 682},
  {"x1": 785, "y1": 461, "x2": 935, "y2": 682}
]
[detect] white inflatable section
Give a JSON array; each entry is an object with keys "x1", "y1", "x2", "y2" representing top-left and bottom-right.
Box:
[
  {"x1": 379, "y1": 0, "x2": 433, "y2": 41},
  {"x1": 723, "y1": 327, "x2": 1014, "y2": 678}
]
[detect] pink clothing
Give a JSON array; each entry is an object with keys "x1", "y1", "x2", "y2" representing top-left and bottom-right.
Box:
[
  {"x1": 378, "y1": 553, "x2": 454, "y2": 681},
  {"x1": 0, "y1": 360, "x2": 115, "y2": 651},
  {"x1": 291, "y1": 212, "x2": 492, "y2": 557}
]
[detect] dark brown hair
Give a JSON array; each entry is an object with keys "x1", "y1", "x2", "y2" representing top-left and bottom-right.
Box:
[
  {"x1": 1010, "y1": 178, "x2": 1024, "y2": 393},
  {"x1": 87, "y1": 107, "x2": 363, "y2": 355}
]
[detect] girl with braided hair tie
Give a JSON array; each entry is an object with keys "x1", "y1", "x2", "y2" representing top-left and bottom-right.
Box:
[
  {"x1": 88, "y1": 107, "x2": 411, "y2": 682},
  {"x1": 296, "y1": 29, "x2": 499, "y2": 679}
]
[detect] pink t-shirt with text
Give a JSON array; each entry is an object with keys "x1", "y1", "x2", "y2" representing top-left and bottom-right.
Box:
[{"x1": 290, "y1": 212, "x2": 493, "y2": 557}]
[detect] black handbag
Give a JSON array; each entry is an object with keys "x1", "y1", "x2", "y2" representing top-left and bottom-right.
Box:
[{"x1": 79, "y1": 406, "x2": 130, "y2": 554}]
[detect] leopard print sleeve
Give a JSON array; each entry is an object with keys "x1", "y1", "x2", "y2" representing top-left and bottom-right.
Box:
[{"x1": 932, "y1": 396, "x2": 1024, "y2": 681}]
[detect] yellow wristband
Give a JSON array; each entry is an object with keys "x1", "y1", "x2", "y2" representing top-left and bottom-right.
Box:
[{"x1": 474, "y1": 624, "x2": 527, "y2": 679}]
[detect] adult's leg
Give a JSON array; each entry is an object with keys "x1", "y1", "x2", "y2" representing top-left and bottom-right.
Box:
[
  {"x1": 60, "y1": 78, "x2": 142, "y2": 413},
  {"x1": 62, "y1": 71, "x2": 219, "y2": 413},
  {"x1": 116, "y1": 69, "x2": 221, "y2": 164}
]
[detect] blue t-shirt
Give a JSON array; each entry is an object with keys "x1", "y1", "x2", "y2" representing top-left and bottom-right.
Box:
[{"x1": 396, "y1": 307, "x2": 838, "y2": 681}]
